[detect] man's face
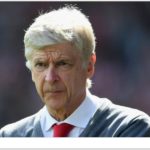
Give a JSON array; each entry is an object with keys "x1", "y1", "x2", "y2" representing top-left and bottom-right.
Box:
[{"x1": 31, "y1": 42, "x2": 95, "y2": 115}]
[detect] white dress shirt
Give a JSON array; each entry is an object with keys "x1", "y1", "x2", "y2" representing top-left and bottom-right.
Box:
[{"x1": 40, "y1": 90, "x2": 101, "y2": 137}]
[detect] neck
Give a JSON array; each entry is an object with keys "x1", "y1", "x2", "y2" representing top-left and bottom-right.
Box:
[{"x1": 50, "y1": 109, "x2": 69, "y2": 121}]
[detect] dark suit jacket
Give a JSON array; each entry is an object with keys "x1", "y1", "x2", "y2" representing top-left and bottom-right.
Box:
[{"x1": 0, "y1": 98, "x2": 150, "y2": 137}]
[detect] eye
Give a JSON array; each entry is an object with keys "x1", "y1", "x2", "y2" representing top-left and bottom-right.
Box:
[
  {"x1": 35, "y1": 62, "x2": 46, "y2": 67},
  {"x1": 56, "y1": 60, "x2": 73, "y2": 70},
  {"x1": 33, "y1": 61, "x2": 48, "y2": 71},
  {"x1": 57, "y1": 61, "x2": 68, "y2": 66}
]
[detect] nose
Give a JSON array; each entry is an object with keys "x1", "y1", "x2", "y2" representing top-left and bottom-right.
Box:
[{"x1": 45, "y1": 65, "x2": 59, "y2": 83}]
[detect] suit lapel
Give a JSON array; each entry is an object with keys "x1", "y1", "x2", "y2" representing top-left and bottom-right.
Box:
[{"x1": 30, "y1": 109, "x2": 44, "y2": 137}]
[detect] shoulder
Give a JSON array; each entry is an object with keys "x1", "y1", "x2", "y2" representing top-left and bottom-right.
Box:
[
  {"x1": 82, "y1": 95, "x2": 150, "y2": 137},
  {"x1": 0, "y1": 109, "x2": 42, "y2": 137},
  {"x1": 91, "y1": 94, "x2": 150, "y2": 122}
]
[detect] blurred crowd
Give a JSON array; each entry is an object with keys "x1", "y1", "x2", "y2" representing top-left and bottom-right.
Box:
[{"x1": 0, "y1": 2, "x2": 150, "y2": 128}]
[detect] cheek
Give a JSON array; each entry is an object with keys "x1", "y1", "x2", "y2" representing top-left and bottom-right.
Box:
[
  {"x1": 32, "y1": 72, "x2": 45, "y2": 97},
  {"x1": 62, "y1": 68, "x2": 87, "y2": 93}
]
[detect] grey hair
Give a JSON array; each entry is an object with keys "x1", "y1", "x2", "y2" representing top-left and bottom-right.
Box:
[{"x1": 24, "y1": 5, "x2": 96, "y2": 88}]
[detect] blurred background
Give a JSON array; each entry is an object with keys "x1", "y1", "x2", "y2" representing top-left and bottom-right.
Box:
[{"x1": 0, "y1": 2, "x2": 150, "y2": 128}]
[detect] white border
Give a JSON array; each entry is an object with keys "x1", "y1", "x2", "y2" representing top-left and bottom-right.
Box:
[{"x1": 0, "y1": 138, "x2": 150, "y2": 148}]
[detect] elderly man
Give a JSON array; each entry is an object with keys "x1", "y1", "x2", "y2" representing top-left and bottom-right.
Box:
[{"x1": 0, "y1": 5, "x2": 150, "y2": 137}]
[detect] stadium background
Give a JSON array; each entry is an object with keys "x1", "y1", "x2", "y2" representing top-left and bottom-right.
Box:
[{"x1": 0, "y1": 2, "x2": 150, "y2": 128}]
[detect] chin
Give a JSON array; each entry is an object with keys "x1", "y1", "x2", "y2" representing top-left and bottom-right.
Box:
[{"x1": 45, "y1": 98, "x2": 66, "y2": 111}]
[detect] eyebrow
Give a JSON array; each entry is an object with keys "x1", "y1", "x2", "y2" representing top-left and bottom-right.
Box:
[
  {"x1": 31, "y1": 50, "x2": 75, "y2": 63},
  {"x1": 32, "y1": 55, "x2": 73, "y2": 63}
]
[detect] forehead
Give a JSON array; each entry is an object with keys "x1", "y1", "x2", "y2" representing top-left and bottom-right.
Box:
[{"x1": 31, "y1": 42, "x2": 80, "y2": 60}]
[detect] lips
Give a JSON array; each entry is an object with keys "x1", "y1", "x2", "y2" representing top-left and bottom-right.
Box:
[
  {"x1": 44, "y1": 91, "x2": 63, "y2": 99},
  {"x1": 49, "y1": 90, "x2": 62, "y2": 93},
  {"x1": 44, "y1": 89, "x2": 62, "y2": 93},
  {"x1": 44, "y1": 89, "x2": 64, "y2": 96}
]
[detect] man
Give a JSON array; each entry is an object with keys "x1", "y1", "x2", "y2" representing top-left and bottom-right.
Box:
[{"x1": 0, "y1": 5, "x2": 150, "y2": 137}]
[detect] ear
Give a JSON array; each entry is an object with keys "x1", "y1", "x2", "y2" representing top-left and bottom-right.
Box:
[
  {"x1": 86, "y1": 54, "x2": 96, "y2": 78},
  {"x1": 31, "y1": 71, "x2": 35, "y2": 82}
]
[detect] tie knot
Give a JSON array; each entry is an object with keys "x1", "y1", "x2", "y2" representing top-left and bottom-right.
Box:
[{"x1": 53, "y1": 123, "x2": 74, "y2": 137}]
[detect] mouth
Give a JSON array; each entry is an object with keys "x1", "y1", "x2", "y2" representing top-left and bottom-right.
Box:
[
  {"x1": 50, "y1": 90, "x2": 62, "y2": 93},
  {"x1": 44, "y1": 90, "x2": 63, "y2": 96}
]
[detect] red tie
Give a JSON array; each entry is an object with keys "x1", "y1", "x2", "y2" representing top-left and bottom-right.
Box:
[{"x1": 53, "y1": 123, "x2": 74, "y2": 137}]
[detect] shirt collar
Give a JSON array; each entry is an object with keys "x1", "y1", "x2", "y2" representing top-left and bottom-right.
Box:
[{"x1": 41, "y1": 90, "x2": 100, "y2": 132}]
